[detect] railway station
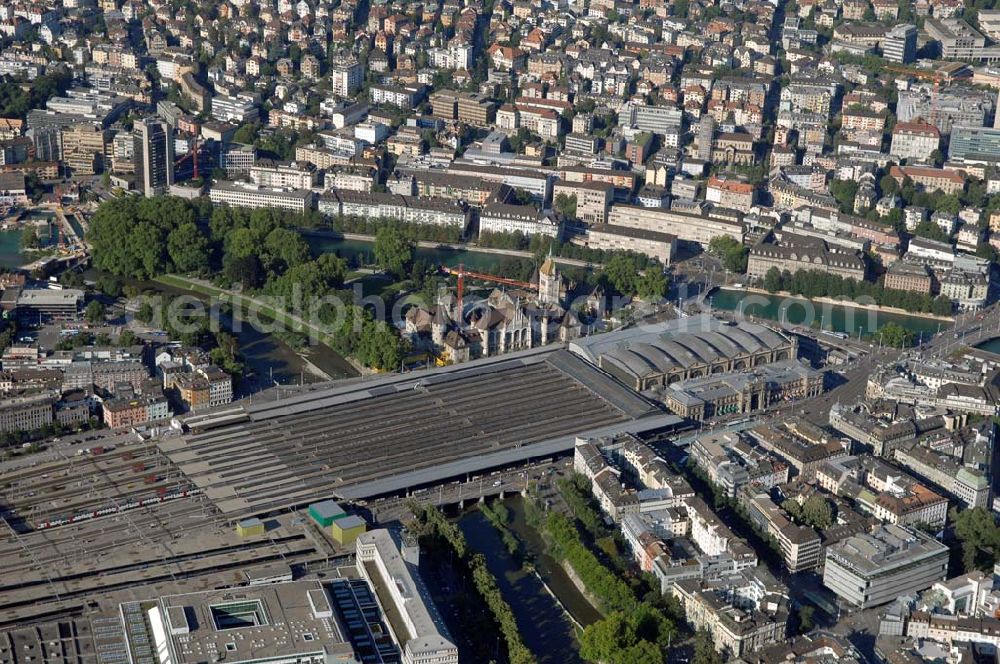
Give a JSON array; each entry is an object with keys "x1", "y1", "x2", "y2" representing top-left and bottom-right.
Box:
[
  {"x1": 0, "y1": 346, "x2": 681, "y2": 629},
  {"x1": 163, "y1": 347, "x2": 675, "y2": 515}
]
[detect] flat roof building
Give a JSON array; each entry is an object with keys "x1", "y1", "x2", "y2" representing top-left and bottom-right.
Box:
[
  {"x1": 356, "y1": 529, "x2": 458, "y2": 664},
  {"x1": 136, "y1": 581, "x2": 358, "y2": 664},
  {"x1": 209, "y1": 180, "x2": 314, "y2": 212},
  {"x1": 823, "y1": 524, "x2": 949, "y2": 608},
  {"x1": 14, "y1": 287, "x2": 84, "y2": 323}
]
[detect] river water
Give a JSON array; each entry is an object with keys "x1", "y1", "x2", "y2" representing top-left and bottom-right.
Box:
[
  {"x1": 709, "y1": 287, "x2": 949, "y2": 339},
  {"x1": 976, "y1": 338, "x2": 1000, "y2": 354},
  {"x1": 0, "y1": 229, "x2": 23, "y2": 269},
  {"x1": 458, "y1": 497, "x2": 602, "y2": 664}
]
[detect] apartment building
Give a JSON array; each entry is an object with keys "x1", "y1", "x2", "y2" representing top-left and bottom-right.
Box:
[
  {"x1": 890, "y1": 121, "x2": 941, "y2": 162},
  {"x1": 60, "y1": 122, "x2": 109, "y2": 175},
  {"x1": 607, "y1": 205, "x2": 746, "y2": 250},
  {"x1": 690, "y1": 431, "x2": 790, "y2": 499},
  {"x1": 329, "y1": 56, "x2": 363, "y2": 98},
  {"x1": 133, "y1": 117, "x2": 174, "y2": 197},
  {"x1": 405, "y1": 169, "x2": 505, "y2": 205},
  {"x1": 586, "y1": 224, "x2": 676, "y2": 265},
  {"x1": 706, "y1": 176, "x2": 755, "y2": 211},
  {"x1": 884, "y1": 259, "x2": 934, "y2": 294},
  {"x1": 249, "y1": 160, "x2": 317, "y2": 190},
  {"x1": 479, "y1": 203, "x2": 560, "y2": 238},
  {"x1": 220, "y1": 143, "x2": 256, "y2": 176},
  {"x1": 102, "y1": 394, "x2": 171, "y2": 428},
  {"x1": 747, "y1": 236, "x2": 866, "y2": 281},
  {"x1": 924, "y1": 18, "x2": 988, "y2": 60},
  {"x1": 210, "y1": 95, "x2": 260, "y2": 123},
  {"x1": 553, "y1": 180, "x2": 614, "y2": 224},
  {"x1": 949, "y1": 125, "x2": 1000, "y2": 161},
  {"x1": 197, "y1": 366, "x2": 232, "y2": 407},
  {"x1": 324, "y1": 167, "x2": 377, "y2": 193},
  {"x1": 893, "y1": 444, "x2": 991, "y2": 508},
  {"x1": 889, "y1": 165, "x2": 966, "y2": 194},
  {"x1": 883, "y1": 24, "x2": 918, "y2": 63},
  {"x1": 209, "y1": 181, "x2": 314, "y2": 212},
  {"x1": 673, "y1": 569, "x2": 789, "y2": 657},
  {"x1": 0, "y1": 391, "x2": 56, "y2": 432},
  {"x1": 320, "y1": 190, "x2": 471, "y2": 230}
]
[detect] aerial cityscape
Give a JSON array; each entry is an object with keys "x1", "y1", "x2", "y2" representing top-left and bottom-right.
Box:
[{"x1": 5, "y1": 0, "x2": 1000, "y2": 662}]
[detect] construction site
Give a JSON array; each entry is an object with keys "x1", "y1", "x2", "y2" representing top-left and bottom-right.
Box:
[{"x1": 0, "y1": 346, "x2": 682, "y2": 631}]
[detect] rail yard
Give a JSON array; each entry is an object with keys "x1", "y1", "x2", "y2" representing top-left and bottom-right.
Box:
[{"x1": 0, "y1": 347, "x2": 677, "y2": 630}]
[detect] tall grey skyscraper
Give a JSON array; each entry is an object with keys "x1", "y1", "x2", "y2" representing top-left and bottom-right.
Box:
[{"x1": 133, "y1": 118, "x2": 174, "y2": 197}]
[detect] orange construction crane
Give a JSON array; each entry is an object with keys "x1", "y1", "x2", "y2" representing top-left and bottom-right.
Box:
[
  {"x1": 174, "y1": 136, "x2": 201, "y2": 180},
  {"x1": 440, "y1": 264, "x2": 535, "y2": 316},
  {"x1": 883, "y1": 63, "x2": 947, "y2": 84}
]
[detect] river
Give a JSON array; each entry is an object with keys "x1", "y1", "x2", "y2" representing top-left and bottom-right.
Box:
[
  {"x1": 708, "y1": 287, "x2": 949, "y2": 339},
  {"x1": 458, "y1": 497, "x2": 602, "y2": 664},
  {"x1": 0, "y1": 230, "x2": 23, "y2": 269},
  {"x1": 976, "y1": 338, "x2": 1000, "y2": 354}
]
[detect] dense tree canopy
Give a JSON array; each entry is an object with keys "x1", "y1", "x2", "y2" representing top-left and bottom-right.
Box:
[
  {"x1": 760, "y1": 268, "x2": 954, "y2": 316},
  {"x1": 373, "y1": 225, "x2": 415, "y2": 277},
  {"x1": 876, "y1": 322, "x2": 915, "y2": 348},
  {"x1": 783, "y1": 494, "x2": 834, "y2": 529},
  {"x1": 89, "y1": 196, "x2": 404, "y2": 371},
  {"x1": 952, "y1": 507, "x2": 1000, "y2": 573},
  {"x1": 167, "y1": 222, "x2": 211, "y2": 274},
  {"x1": 707, "y1": 235, "x2": 749, "y2": 274},
  {"x1": 89, "y1": 196, "x2": 198, "y2": 278},
  {"x1": 0, "y1": 70, "x2": 72, "y2": 119},
  {"x1": 580, "y1": 605, "x2": 675, "y2": 664}
]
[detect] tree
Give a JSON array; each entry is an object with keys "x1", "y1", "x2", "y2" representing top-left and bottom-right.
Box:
[
  {"x1": 263, "y1": 227, "x2": 311, "y2": 271},
  {"x1": 952, "y1": 506, "x2": 1000, "y2": 573},
  {"x1": 707, "y1": 235, "x2": 749, "y2": 274},
  {"x1": 88, "y1": 196, "x2": 199, "y2": 279},
  {"x1": 95, "y1": 273, "x2": 122, "y2": 297},
  {"x1": 20, "y1": 226, "x2": 39, "y2": 250},
  {"x1": 880, "y1": 174, "x2": 899, "y2": 196},
  {"x1": 85, "y1": 300, "x2": 106, "y2": 325},
  {"x1": 763, "y1": 266, "x2": 783, "y2": 293},
  {"x1": 554, "y1": 192, "x2": 577, "y2": 219},
  {"x1": 356, "y1": 319, "x2": 405, "y2": 370},
  {"x1": 223, "y1": 254, "x2": 265, "y2": 289},
  {"x1": 136, "y1": 301, "x2": 155, "y2": 323},
  {"x1": 798, "y1": 605, "x2": 816, "y2": 633},
  {"x1": 876, "y1": 322, "x2": 914, "y2": 348},
  {"x1": 373, "y1": 225, "x2": 414, "y2": 277},
  {"x1": 829, "y1": 179, "x2": 859, "y2": 214},
  {"x1": 580, "y1": 605, "x2": 675, "y2": 664},
  {"x1": 636, "y1": 269, "x2": 669, "y2": 301},
  {"x1": 167, "y1": 222, "x2": 211, "y2": 274},
  {"x1": 692, "y1": 630, "x2": 724, "y2": 664},
  {"x1": 603, "y1": 254, "x2": 638, "y2": 295},
  {"x1": 800, "y1": 494, "x2": 834, "y2": 529}
]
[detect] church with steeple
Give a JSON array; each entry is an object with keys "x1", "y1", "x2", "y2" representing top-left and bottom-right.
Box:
[{"x1": 403, "y1": 257, "x2": 583, "y2": 365}]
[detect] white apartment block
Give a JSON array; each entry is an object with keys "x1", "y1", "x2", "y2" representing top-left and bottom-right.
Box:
[
  {"x1": 209, "y1": 181, "x2": 314, "y2": 212},
  {"x1": 479, "y1": 203, "x2": 561, "y2": 238},
  {"x1": 249, "y1": 161, "x2": 316, "y2": 190}
]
